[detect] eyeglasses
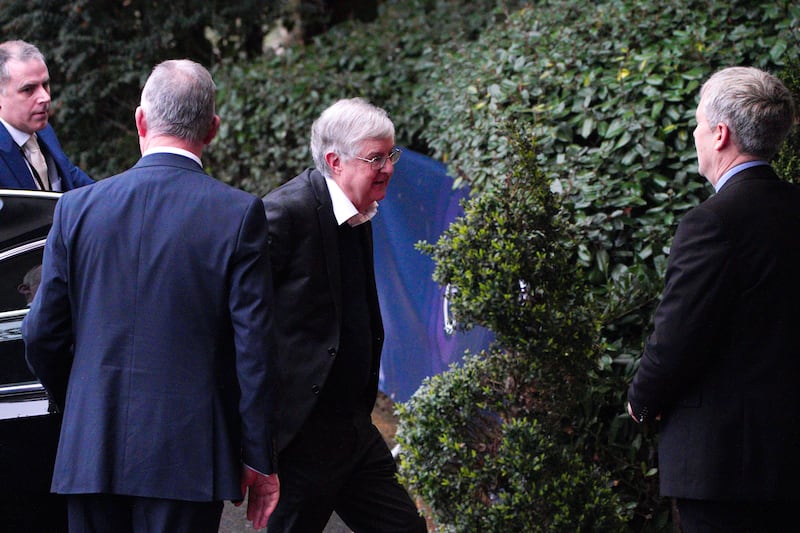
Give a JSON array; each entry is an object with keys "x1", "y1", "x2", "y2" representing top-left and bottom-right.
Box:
[{"x1": 353, "y1": 148, "x2": 402, "y2": 170}]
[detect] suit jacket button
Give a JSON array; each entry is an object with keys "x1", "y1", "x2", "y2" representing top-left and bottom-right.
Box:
[
  {"x1": 327, "y1": 347, "x2": 337, "y2": 357},
  {"x1": 312, "y1": 384, "x2": 320, "y2": 395}
]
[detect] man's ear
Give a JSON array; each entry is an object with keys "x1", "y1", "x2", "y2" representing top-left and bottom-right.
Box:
[
  {"x1": 203, "y1": 115, "x2": 221, "y2": 145},
  {"x1": 714, "y1": 122, "x2": 730, "y2": 151},
  {"x1": 135, "y1": 106, "x2": 147, "y2": 137},
  {"x1": 324, "y1": 151, "x2": 341, "y2": 175}
]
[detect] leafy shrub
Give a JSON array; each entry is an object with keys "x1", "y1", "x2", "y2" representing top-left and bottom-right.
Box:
[
  {"x1": 418, "y1": 125, "x2": 596, "y2": 412},
  {"x1": 397, "y1": 351, "x2": 625, "y2": 532},
  {"x1": 396, "y1": 128, "x2": 626, "y2": 530},
  {"x1": 409, "y1": 3, "x2": 798, "y2": 527},
  {"x1": 774, "y1": 56, "x2": 800, "y2": 184}
]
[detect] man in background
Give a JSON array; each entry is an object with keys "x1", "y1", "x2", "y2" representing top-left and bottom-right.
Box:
[
  {"x1": 24, "y1": 59, "x2": 279, "y2": 532},
  {"x1": 0, "y1": 40, "x2": 92, "y2": 190},
  {"x1": 627, "y1": 67, "x2": 800, "y2": 531},
  {"x1": 17, "y1": 264, "x2": 41, "y2": 306},
  {"x1": 263, "y1": 98, "x2": 426, "y2": 532}
]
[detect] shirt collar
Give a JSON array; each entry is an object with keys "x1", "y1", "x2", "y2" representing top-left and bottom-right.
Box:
[
  {"x1": 324, "y1": 176, "x2": 378, "y2": 227},
  {"x1": 1, "y1": 117, "x2": 35, "y2": 147},
  {"x1": 142, "y1": 146, "x2": 202, "y2": 168},
  {"x1": 714, "y1": 160, "x2": 769, "y2": 192}
]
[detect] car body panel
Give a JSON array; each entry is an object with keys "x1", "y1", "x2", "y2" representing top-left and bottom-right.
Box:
[
  {"x1": 0, "y1": 190, "x2": 57, "y2": 421},
  {"x1": 0, "y1": 189, "x2": 66, "y2": 531}
]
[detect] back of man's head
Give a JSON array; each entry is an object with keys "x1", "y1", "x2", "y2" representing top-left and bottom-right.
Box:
[
  {"x1": 140, "y1": 59, "x2": 216, "y2": 144},
  {"x1": 700, "y1": 66, "x2": 796, "y2": 160},
  {"x1": 0, "y1": 40, "x2": 46, "y2": 93}
]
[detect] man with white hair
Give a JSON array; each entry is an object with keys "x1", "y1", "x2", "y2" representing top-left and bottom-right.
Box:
[{"x1": 263, "y1": 98, "x2": 426, "y2": 532}]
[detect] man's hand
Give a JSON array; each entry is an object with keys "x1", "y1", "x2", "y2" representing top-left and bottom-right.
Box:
[
  {"x1": 627, "y1": 401, "x2": 659, "y2": 424},
  {"x1": 626, "y1": 401, "x2": 640, "y2": 423},
  {"x1": 238, "y1": 466, "x2": 280, "y2": 530}
]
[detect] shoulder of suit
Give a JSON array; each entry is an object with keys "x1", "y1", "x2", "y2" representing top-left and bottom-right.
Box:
[
  {"x1": 0, "y1": 122, "x2": 16, "y2": 151},
  {"x1": 296, "y1": 168, "x2": 325, "y2": 191},
  {"x1": 265, "y1": 168, "x2": 325, "y2": 201},
  {"x1": 709, "y1": 167, "x2": 791, "y2": 203},
  {"x1": 79, "y1": 165, "x2": 258, "y2": 206}
]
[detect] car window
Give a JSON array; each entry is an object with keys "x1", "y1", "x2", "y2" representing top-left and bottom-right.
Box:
[
  {"x1": 0, "y1": 191, "x2": 55, "y2": 419},
  {"x1": 0, "y1": 192, "x2": 57, "y2": 253},
  {"x1": 0, "y1": 245, "x2": 44, "y2": 388},
  {"x1": 0, "y1": 246, "x2": 44, "y2": 313}
]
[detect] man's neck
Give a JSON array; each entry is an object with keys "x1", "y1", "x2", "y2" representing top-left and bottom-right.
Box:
[
  {"x1": 140, "y1": 134, "x2": 203, "y2": 160},
  {"x1": 0, "y1": 117, "x2": 38, "y2": 146},
  {"x1": 707, "y1": 153, "x2": 759, "y2": 188}
]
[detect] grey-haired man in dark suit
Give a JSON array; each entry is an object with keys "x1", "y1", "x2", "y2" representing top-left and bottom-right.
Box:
[{"x1": 628, "y1": 66, "x2": 799, "y2": 531}]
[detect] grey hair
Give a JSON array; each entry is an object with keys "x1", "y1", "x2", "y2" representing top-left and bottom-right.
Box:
[
  {"x1": 140, "y1": 59, "x2": 216, "y2": 144},
  {"x1": 700, "y1": 66, "x2": 796, "y2": 160},
  {"x1": 0, "y1": 40, "x2": 46, "y2": 93},
  {"x1": 310, "y1": 97, "x2": 395, "y2": 178}
]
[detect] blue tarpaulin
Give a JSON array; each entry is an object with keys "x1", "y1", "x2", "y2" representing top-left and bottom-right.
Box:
[{"x1": 373, "y1": 149, "x2": 493, "y2": 402}]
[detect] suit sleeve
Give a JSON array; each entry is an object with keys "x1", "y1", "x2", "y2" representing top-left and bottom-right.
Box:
[
  {"x1": 38, "y1": 125, "x2": 94, "y2": 190},
  {"x1": 64, "y1": 163, "x2": 94, "y2": 189},
  {"x1": 627, "y1": 206, "x2": 733, "y2": 421},
  {"x1": 22, "y1": 198, "x2": 75, "y2": 409},
  {"x1": 230, "y1": 197, "x2": 279, "y2": 475},
  {"x1": 262, "y1": 195, "x2": 292, "y2": 281}
]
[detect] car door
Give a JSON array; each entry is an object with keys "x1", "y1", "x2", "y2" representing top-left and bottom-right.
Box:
[{"x1": 0, "y1": 189, "x2": 67, "y2": 531}]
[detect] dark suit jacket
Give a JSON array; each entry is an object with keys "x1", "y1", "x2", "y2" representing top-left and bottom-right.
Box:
[
  {"x1": 263, "y1": 168, "x2": 383, "y2": 452},
  {"x1": 23, "y1": 153, "x2": 278, "y2": 501},
  {"x1": 628, "y1": 166, "x2": 800, "y2": 500},
  {"x1": 0, "y1": 123, "x2": 93, "y2": 190}
]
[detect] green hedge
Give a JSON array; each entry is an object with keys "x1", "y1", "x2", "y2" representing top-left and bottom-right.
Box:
[
  {"x1": 210, "y1": 0, "x2": 798, "y2": 364},
  {"x1": 6, "y1": 2, "x2": 797, "y2": 527},
  {"x1": 207, "y1": 0, "x2": 528, "y2": 194},
  {"x1": 398, "y1": 1, "x2": 796, "y2": 529},
  {"x1": 0, "y1": 0, "x2": 276, "y2": 181},
  {"x1": 417, "y1": 0, "x2": 799, "y2": 324},
  {"x1": 206, "y1": 1, "x2": 799, "y2": 529}
]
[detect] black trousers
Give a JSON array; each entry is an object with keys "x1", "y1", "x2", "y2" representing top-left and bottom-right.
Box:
[
  {"x1": 66, "y1": 493, "x2": 223, "y2": 533},
  {"x1": 676, "y1": 498, "x2": 795, "y2": 533},
  {"x1": 267, "y1": 408, "x2": 427, "y2": 533}
]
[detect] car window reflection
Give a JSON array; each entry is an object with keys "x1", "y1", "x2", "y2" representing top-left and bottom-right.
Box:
[
  {"x1": 0, "y1": 248, "x2": 44, "y2": 313},
  {"x1": 17, "y1": 264, "x2": 42, "y2": 307}
]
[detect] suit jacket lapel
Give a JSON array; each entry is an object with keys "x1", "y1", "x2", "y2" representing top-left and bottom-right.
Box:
[
  {"x1": 309, "y1": 170, "x2": 343, "y2": 327},
  {"x1": 361, "y1": 221, "x2": 384, "y2": 343},
  {"x1": 35, "y1": 130, "x2": 70, "y2": 190},
  {"x1": 0, "y1": 123, "x2": 37, "y2": 189}
]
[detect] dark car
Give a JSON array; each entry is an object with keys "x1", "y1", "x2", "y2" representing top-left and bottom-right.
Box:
[{"x1": 0, "y1": 189, "x2": 67, "y2": 531}]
